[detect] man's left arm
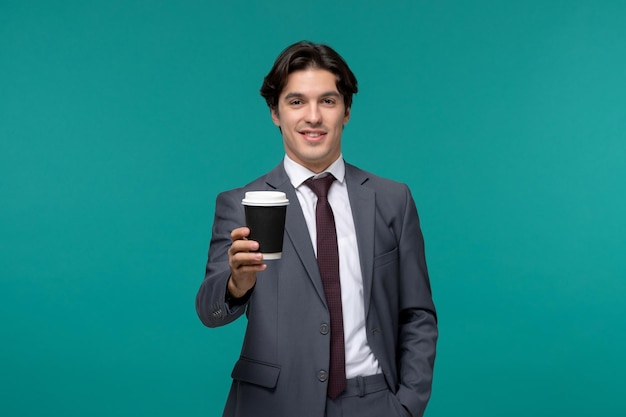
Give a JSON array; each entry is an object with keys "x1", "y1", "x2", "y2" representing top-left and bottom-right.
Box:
[{"x1": 395, "y1": 185, "x2": 438, "y2": 417}]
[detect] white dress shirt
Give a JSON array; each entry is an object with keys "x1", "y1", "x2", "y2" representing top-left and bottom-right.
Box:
[{"x1": 283, "y1": 154, "x2": 381, "y2": 378}]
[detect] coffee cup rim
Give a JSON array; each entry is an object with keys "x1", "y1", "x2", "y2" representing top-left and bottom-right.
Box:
[{"x1": 242, "y1": 191, "x2": 289, "y2": 206}]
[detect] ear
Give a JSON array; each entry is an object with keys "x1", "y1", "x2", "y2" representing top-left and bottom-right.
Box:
[
  {"x1": 271, "y1": 107, "x2": 280, "y2": 127},
  {"x1": 343, "y1": 107, "x2": 351, "y2": 125}
]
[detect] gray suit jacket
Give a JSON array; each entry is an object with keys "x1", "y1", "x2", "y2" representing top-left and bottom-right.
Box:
[{"x1": 196, "y1": 162, "x2": 437, "y2": 417}]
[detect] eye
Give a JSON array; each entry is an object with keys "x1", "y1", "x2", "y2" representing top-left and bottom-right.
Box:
[
  {"x1": 289, "y1": 99, "x2": 303, "y2": 106},
  {"x1": 322, "y1": 98, "x2": 336, "y2": 105}
]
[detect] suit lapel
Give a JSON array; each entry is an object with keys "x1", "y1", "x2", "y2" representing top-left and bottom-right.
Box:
[
  {"x1": 265, "y1": 164, "x2": 328, "y2": 307},
  {"x1": 345, "y1": 164, "x2": 375, "y2": 319}
]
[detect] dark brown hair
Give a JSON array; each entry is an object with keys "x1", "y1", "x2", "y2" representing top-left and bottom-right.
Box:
[{"x1": 260, "y1": 41, "x2": 358, "y2": 111}]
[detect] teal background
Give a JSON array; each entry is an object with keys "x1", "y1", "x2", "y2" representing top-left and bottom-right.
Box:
[{"x1": 2, "y1": 1, "x2": 625, "y2": 416}]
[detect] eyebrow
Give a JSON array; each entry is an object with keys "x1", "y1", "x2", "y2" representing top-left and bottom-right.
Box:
[{"x1": 283, "y1": 91, "x2": 342, "y2": 101}]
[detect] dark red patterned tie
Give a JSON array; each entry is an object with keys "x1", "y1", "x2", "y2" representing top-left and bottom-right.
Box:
[{"x1": 304, "y1": 174, "x2": 346, "y2": 399}]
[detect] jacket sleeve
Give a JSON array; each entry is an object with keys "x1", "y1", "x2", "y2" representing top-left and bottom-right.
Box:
[
  {"x1": 196, "y1": 189, "x2": 249, "y2": 328},
  {"x1": 395, "y1": 186, "x2": 438, "y2": 417}
]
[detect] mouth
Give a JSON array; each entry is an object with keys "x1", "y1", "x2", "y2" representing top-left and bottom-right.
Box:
[{"x1": 299, "y1": 130, "x2": 327, "y2": 142}]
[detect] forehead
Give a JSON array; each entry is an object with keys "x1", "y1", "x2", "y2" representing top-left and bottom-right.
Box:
[{"x1": 280, "y1": 68, "x2": 339, "y2": 97}]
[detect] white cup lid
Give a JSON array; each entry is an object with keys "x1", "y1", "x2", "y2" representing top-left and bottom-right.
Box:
[{"x1": 242, "y1": 191, "x2": 289, "y2": 206}]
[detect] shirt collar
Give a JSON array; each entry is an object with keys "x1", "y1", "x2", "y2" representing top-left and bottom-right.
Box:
[{"x1": 283, "y1": 154, "x2": 346, "y2": 189}]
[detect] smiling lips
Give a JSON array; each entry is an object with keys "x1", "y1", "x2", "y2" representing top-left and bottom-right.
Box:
[{"x1": 300, "y1": 130, "x2": 326, "y2": 141}]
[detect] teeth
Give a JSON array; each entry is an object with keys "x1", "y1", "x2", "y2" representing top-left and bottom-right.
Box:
[{"x1": 306, "y1": 133, "x2": 321, "y2": 137}]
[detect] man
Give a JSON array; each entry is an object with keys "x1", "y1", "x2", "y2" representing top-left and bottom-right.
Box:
[{"x1": 196, "y1": 41, "x2": 437, "y2": 417}]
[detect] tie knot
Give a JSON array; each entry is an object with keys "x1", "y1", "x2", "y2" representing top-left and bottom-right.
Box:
[{"x1": 304, "y1": 174, "x2": 336, "y2": 198}]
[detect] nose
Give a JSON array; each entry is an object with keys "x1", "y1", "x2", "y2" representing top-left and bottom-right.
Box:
[{"x1": 304, "y1": 103, "x2": 321, "y2": 125}]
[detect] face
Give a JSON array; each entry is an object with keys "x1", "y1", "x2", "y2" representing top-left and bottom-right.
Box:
[{"x1": 271, "y1": 68, "x2": 350, "y2": 173}]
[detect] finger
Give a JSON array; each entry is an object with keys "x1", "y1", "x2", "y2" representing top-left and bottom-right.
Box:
[
  {"x1": 234, "y1": 263, "x2": 267, "y2": 275},
  {"x1": 229, "y1": 239, "x2": 260, "y2": 256},
  {"x1": 229, "y1": 253, "x2": 259, "y2": 282},
  {"x1": 231, "y1": 251, "x2": 264, "y2": 268},
  {"x1": 231, "y1": 227, "x2": 251, "y2": 242}
]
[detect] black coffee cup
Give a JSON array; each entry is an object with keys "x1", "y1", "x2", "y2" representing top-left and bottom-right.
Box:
[{"x1": 242, "y1": 191, "x2": 289, "y2": 259}]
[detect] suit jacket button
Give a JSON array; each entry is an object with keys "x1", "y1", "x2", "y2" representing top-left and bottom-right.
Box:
[
  {"x1": 318, "y1": 370, "x2": 328, "y2": 382},
  {"x1": 319, "y1": 323, "x2": 329, "y2": 335}
]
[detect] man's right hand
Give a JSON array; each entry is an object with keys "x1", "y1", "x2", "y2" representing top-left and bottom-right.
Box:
[{"x1": 227, "y1": 227, "x2": 266, "y2": 298}]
